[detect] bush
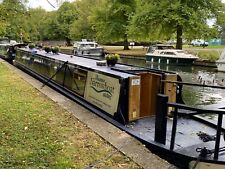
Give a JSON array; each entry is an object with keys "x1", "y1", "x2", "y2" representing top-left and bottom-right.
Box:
[
  {"x1": 51, "y1": 46, "x2": 59, "y2": 54},
  {"x1": 105, "y1": 53, "x2": 120, "y2": 60}
]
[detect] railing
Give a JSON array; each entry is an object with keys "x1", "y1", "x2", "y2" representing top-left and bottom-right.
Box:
[
  {"x1": 155, "y1": 94, "x2": 225, "y2": 160},
  {"x1": 168, "y1": 102, "x2": 224, "y2": 160},
  {"x1": 161, "y1": 80, "x2": 225, "y2": 90}
]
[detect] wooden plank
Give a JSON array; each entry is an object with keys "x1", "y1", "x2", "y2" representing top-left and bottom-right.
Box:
[
  {"x1": 150, "y1": 73, "x2": 162, "y2": 116},
  {"x1": 140, "y1": 72, "x2": 161, "y2": 117},
  {"x1": 128, "y1": 76, "x2": 141, "y2": 121},
  {"x1": 140, "y1": 73, "x2": 152, "y2": 117},
  {"x1": 164, "y1": 74, "x2": 177, "y2": 103},
  {"x1": 164, "y1": 74, "x2": 177, "y2": 115}
]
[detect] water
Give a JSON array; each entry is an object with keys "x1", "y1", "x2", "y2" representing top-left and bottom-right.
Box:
[{"x1": 119, "y1": 57, "x2": 225, "y2": 107}]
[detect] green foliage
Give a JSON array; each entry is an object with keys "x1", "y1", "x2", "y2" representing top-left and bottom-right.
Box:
[
  {"x1": 51, "y1": 46, "x2": 60, "y2": 54},
  {"x1": 69, "y1": 0, "x2": 103, "y2": 41},
  {"x1": 24, "y1": 8, "x2": 49, "y2": 42},
  {"x1": 91, "y1": 0, "x2": 136, "y2": 45},
  {"x1": 0, "y1": 4, "x2": 8, "y2": 36},
  {"x1": 1, "y1": 0, "x2": 225, "y2": 47},
  {"x1": 1, "y1": 0, "x2": 28, "y2": 40},
  {"x1": 105, "y1": 53, "x2": 120, "y2": 60},
  {"x1": 47, "y1": 2, "x2": 78, "y2": 44},
  {"x1": 129, "y1": 0, "x2": 224, "y2": 48},
  {"x1": 28, "y1": 43, "x2": 35, "y2": 49}
]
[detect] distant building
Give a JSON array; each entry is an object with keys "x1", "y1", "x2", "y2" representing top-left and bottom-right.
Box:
[{"x1": 208, "y1": 39, "x2": 225, "y2": 45}]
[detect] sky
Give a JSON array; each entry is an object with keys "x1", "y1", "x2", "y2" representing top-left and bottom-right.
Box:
[{"x1": 27, "y1": 0, "x2": 75, "y2": 11}]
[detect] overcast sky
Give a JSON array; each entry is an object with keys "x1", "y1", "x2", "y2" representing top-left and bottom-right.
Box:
[{"x1": 27, "y1": 0, "x2": 74, "y2": 11}]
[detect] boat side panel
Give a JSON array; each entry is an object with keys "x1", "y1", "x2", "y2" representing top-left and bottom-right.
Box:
[{"x1": 146, "y1": 55, "x2": 196, "y2": 65}]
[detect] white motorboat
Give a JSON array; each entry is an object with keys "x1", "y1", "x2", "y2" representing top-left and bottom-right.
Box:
[
  {"x1": 73, "y1": 40, "x2": 105, "y2": 58},
  {"x1": 146, "y1": 44, "x2": 199, "y2": 64}
]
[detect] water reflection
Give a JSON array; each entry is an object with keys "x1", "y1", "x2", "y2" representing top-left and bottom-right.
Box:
[{"x1": 119, "y1": 57, "x2": 225, "y2": 107}]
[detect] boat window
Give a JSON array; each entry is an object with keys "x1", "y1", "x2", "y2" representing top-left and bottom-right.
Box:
[
  {"x1": 80, "y1": 44, "x2": 95, "y2": 48},
  {"x1": 156, "y1": 45, "x2": 174, "y2": 50},
  {"x1": 176, "y1": 51, "x2": 185, "y2": 53},
  {"x1": 16, "y1": 50, "x2": 88, "y2": 96}
]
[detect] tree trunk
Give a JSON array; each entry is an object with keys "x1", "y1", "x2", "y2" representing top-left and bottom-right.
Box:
[
  {"x1": 65, "y1": 37, "x2": 71, "y2": 46},
  {"x1": 176, "y1": 25, "x2": 183, "y2": 49},
  {"x1": 123, "y1": 34, "x2": 129, "y2": 50}
]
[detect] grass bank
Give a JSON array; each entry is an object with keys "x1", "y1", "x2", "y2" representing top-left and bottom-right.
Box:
[
  {"x1": 103, "y1": 46, "x2": 222, "y2": 61},
  {"x1": 0, "y1": 62, "x2": 140, "y2": 169}
]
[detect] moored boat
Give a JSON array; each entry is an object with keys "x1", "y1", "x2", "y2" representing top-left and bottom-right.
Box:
[
  {"x1": 7, "y1": 46, "x2": 225, "y2": 168},
  {"x1": 0, "y1": 42, "x2": 26, "y2": 63},
  {"x1": 73, "y1": 40, "x2": 105, "y2": 58},
  {"x1": 0, "y1": 37, "x2": 10, "y2": 60},
  {"x1": 146, "y1": 44, "x2": 199, "y2": 65}
]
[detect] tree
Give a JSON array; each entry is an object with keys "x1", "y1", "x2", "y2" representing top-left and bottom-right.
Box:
[
  {"x1": 53, "y1": 2, "x2": 78, "y2": 45},
  {"x1": 24, "y1": 8, "x2": 49, "y2": 42},
  {"x1": 69, "y1": 0, "x2": 103, "y2": 41},
  {"x1": 92, "y1": 0, "x2": 136, "y2": 50},
  {"x1": 1, "y1": 0, "x2": 28, "y2": 40},
  {"x1": 0, "y1": 3, "x2": 8, "y2": 36},
  {"x1": 130, "y1": 0, "x2": 224, "y2": 49}
]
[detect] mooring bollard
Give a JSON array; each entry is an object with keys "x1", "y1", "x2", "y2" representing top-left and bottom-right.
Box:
[{"x1": 154, "y1": 94, "x2": 168, "y2": 145}]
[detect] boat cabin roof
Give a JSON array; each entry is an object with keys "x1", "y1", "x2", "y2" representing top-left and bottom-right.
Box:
[
  {"x1": 18, "y1": 48, "x2": 136, "y2": 78},
  {"x1": 160, "y1": 49, "x2": 184, "y2": 54}
]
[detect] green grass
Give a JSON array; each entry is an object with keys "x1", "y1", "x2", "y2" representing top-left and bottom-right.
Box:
[
  {"x1": 197, "y1": 51, "x2": 220, "y2": 61},
  {"x1": 0, "y1": 63, "x2": 140, "y2": 169},
  {"x1": 183, "y1": 44, "x2": 225, "y2": 49}
]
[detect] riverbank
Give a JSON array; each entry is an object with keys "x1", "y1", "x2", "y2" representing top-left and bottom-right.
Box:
[
  {"x1": 0, "y1": 59, "x2": 170, "y2": 169},
  {"x1": 60, "y1": 45, "x2": 222, "y2": 60},
  {"x1": 60, "y1": 46, "x2": 219, "y2": 68}
]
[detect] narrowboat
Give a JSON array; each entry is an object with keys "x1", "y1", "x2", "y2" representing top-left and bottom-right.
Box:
[
  {"x1": 0, "y1": 39, "x2": 25, "y2": 63},
  {"x1": 73, "y1": 40, "x2": 105, "y2": 58},
  {"x1": 5, "y1": 46, "x2": 225, "y2": 169},
  {"x1": 146, "y1": 44, "x2": 199, "y2": 65},
  {"x1": 0, "y1": 37, "x2": 11, "y2": 61}
]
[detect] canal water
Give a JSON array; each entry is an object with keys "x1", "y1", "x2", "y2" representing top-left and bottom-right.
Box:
[{"x1": 119, "y1": 57, "x2": 225, "y2": 108}]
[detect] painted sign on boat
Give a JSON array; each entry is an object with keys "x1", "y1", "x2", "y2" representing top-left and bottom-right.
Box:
[{"x1": 84, "y1": 71, "x2": 120, "y2": 115}]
